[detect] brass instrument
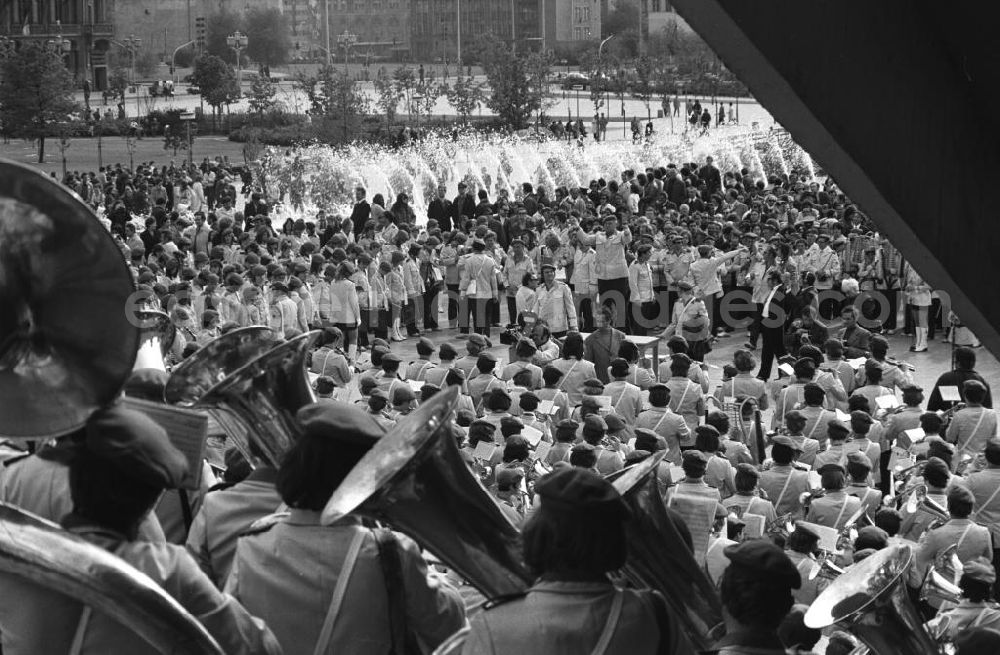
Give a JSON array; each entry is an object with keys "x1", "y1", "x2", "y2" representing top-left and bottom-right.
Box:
[
  {"x1": 321, "y1": 386, "x2": 534, "y2": 600},
  {"x1": 609, "y1": 451, "x2": 725, "y2": 651},
  {"x1": 165, "y1": 329, "x2": 317, "y2": 467},
  {"x1": 809, "y1": 554, "x2": 845, "y2": 582},
  {"x1": 904, "y1": 484, "x2": 950, "y2": 531},
  {"x1": 804, "y1": 543, "x2": 939, "y2": 655},
  {"x1": 164, "y1": 327, "x2": 280, "y2": 406},
  {"x1": 0, "y1": 160, "x2": 139, "y2": 439},
  {"x1": 920, "y1": 544, "x2": 962, "y2": 607},
  {"x1": 133, "y1": 309, "x2": 175, "y2": 374},
  {"x1": 0, "y1": 503, "x2": 223, "y2": 654}
]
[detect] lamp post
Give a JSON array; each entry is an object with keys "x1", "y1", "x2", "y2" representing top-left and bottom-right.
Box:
[
  {"x1": 121, "y1": 34, "x2": 142, "y2": 117},
  {"x1": 598, "y1": 34, "x2": 614, "y2": 136},
  {"x1": 179, "y1": 110, "x2": 196, "y2": 166},
  {"x1": 227, "y1": 31, "x2": 248, "y2": 96}
]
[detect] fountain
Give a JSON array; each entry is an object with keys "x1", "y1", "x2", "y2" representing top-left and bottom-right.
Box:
[{"x1": 258, "y1": 125, "x2": 821, "y2": 226}]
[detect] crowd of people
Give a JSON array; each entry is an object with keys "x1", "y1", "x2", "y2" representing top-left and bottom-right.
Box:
[{"x1": 1, "y1": 150, "x2": 999, "y2": 654}]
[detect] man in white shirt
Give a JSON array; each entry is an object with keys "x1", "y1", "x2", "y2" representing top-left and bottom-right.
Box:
[
  {"x1": 576, "y1": 214, "x2": 632, "y2": 329},
  {"x1": 689, "y1": 243, "x2": 746, "y2": 337}
]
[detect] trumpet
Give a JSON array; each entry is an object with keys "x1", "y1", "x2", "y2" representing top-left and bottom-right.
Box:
[
  {"x1": 903, "y1": 484, "x2": 950, "y2": 530},
  {"x1": 808, "y1": 553, "x2": 845, "y2": 582}
]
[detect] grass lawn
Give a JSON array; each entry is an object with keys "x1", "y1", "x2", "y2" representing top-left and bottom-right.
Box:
[{"x1": 0, "y1": 135, "x2": 251, "y2": 175}]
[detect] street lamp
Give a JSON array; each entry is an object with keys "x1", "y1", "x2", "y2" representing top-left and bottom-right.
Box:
[
  {"x1": 227, "y1": 31, "x2": 248, "y2": 96},
  {"x1": 47, "y1": 21, "x2": 72, "y2": 56},
  {"x1": 337, "y1": 31, "x2": 357, "y2": 76},
  {"x1": 598, "y1": 34, "x2": 614, "y2": 137},
  {"x1": 121, "y1": 34, "x2": 141, "y2": 87}
]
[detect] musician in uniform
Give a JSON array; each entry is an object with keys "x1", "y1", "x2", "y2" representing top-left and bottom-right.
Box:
[
  {"x1": 225, "y1": 403, "x2": 465, "y2": 654},
  {"x1": 927, "y1": 558, "x2": 1000, "y2": 638},
  {"x1": 186, "y1": 440, "x2": 284, "y2": 588},
  {"x1": 846, "y1": 410, "x2": 881, "y2": 485},
  {"x1": 310, "y1": 327, "x2": 352, "y2": 387},
  {"x1": 783, "y1": 410, "x2": 820, "y2": 468},
  {"x1": 664, "y1": 353, "x2": 705, "y2": 434},
  {"x1": 455, "y1": 334, "x2": 491, "y2": 381},
  {"x1": 406, "y1": 337, "x2": 438, "y2": 381},
  {"x1": 806, "y1": 463, "x2": 863, "y2": 530},
  {"x1": 462, "y1": 466, "x2": 691, "y2": 655},
  {"x1": 947, "y1": 380, "x2": 997, "y2": 467},
  {"x1": 545, "y1": 419, "x2": 579, "y2": 465},
  {"x1": 501, "y1": 339, "x2": 543, "y2": 390},
  {"x1": 885, "y1": 385, "x2": 926, "y2": 449},
  {"x1": 708, "y1": 540, "x2": 800, "y2": 654},
  {"x1": 424, "y1": 342, "x2": 459, "y2": 388},
  {"x1": 915, "y1": 486, "x2": 992, "y2": 581},
  {"x1": 821, "y1": 338, "x2": 857, "y2": 401},
  {"x1": 714, "y1": 349, "x2": 769, "y2": 410},
  {"x1": 965, "y1": 439, "x2": 1000, "y2": 582},
  {"x1": 853, "y1": 336, "x2": 913, "y2": 392},
  {"x1": 785, "y1": 524, "x2": 825, "y2": 607},
  {"x1": 759, "y1": 437, "x2": 812, "y2": 519},
  {"x1": 813, "y1": 420, "x2": 851, "y2": 470},
  {"x1": 845, "y1": 451, "x2": 882, "y2": 515},
  {"x1": 604, "y1": 358, "x2": 644, "y2": 425},
  {"x1": 899, "y1": 457, "x2": 952, "y2": 542},
  {"x1": 635, "y1": 383, "x2": 690, "y2": 465},
  {"x1": 723, "y1": 463, "x2": 777, "y2": 524},
  {"x1": 799, "y1": 383, "x2": 836, "y2": 450},
  {"x1": 0, "y1": 405, "x2": 282, "y2": 655},
  {"x1": 696, "y1": 426, "x2": 736, "y2": 499},
  {"x1": 580, "y1": 415, "x2": 626, "y2": 475}
]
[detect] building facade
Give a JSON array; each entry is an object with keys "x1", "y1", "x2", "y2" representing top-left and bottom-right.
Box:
[
  {"x1": 1, "y1": 0, "x2": 115, "y2": 88},
  {"x1": 410, "y1": 0, "x2": 541, "y2": 64}
]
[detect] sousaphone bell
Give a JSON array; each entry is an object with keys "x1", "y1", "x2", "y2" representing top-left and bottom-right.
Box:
[
  {"x1": 0, "y1": 160, "x2": 138, "y2": 439},
  {"x1": 321, "y1": 385, "x2": 533, "y2": 601}
]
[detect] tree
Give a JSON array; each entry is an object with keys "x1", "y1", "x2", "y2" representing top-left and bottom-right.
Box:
[
  {"x1": 191, "y1": 54, "x2": 240, "y2": 127},
  {"x1": 483, "y1": 46, "x2": 545, "y2": 131},
  {"x1": 392, "y1": 66, "x2": 416, "y2": 123},
  {"x1": 373, "y1": 68, "x2": 403, "y2": 135},
  {"x1": 524, "y1": 51, "x2": 555, "y2": 128},
  {"x1": 632, "y1": 55, "x2": 655, "y2": 119},
  {"x1": 244, "y1": 7, "x2": 291, "y2": 72},
  {"x1": 293, "y1": 64, "x2": 368, "y2": 143},
  {"x1": 444, "y1": 75, "x2": 483, "y2": 124},
  {"x1": 206, "y1": 10, "x2": 243, "y2": 61},
  {"x1": 411, "y1": 71, "x2": 440, "y2": 124},
  {"x1": 248, "y1": 74, "x2": 278, "y2": 117},
  {"x1": 134, "y1": 50, "x2": 158, "y2": 78},
  {"x1": 0, "y1": 41, "x2": 77, "y2": 162}
]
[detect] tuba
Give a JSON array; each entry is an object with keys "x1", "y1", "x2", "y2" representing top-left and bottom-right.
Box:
[
  {"x1": 805, "y1": 543, "x2": 939, "y2": 655},
  {"x1": 165, "y1": 328, "x2": 315, "y2": 467},
  {"x1": 321, "y1": 385, "x2": 533, "y2": 601},
  {"x1": 608, "y1": 452, "x2": 725, "y2": 651},
  {"x1": 0, "y1": 160, "x2": 138, "y2": 439},
  {"x1": 0, "y1": 161, "x2": 224, "y2": 652},
  {"x1": 0, "y1": 503, "x2": 222, "y2": 654}
]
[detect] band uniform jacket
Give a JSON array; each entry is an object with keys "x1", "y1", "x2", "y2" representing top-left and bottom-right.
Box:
[
  {"x1": 225, "y1": 512, "x2": 465, "y2": 655},
  {"x1": 759, "y1": 465, "x2": 812, "y2": 519},
  {"x1": 806, "y1": 490, "x2": 863, "y2": 530},
  {"x1": 0, "y1": 522, "x2": 281, "y2": 655},
  {"x1": 311, "y1": 347, "x2": 353, "y2": 388},
  {"x1": 658, "y1": 360, "x2": 711, "y2": 394},
  {"x1": 666, "y1": 376, "x2": 705, "y2": 437},
  {"x1": 946, "y1": 406, "x2": 998, "y2": 462},
  {"x1": 603, "y1": 380, "x2": 644, "y2": 425},
  {"x1": 787, "y1": 550, "x2": 827, "y2": 607},
  {"x1": 550, "y1": 357, "x2": 597, "y2": 407},
  {"x1": 461, "y1": 581, "x2": 688, "y2": 655},
  {"x1": 501, "y1": 360, "x2": 543, "y2": 390},
  {"x1": 915, "y1": 518, "x2": 992, "y2": 579},
  {"x1": 0, "y1": 447, "x2": 166, "y2": 543},
  {"x1": 966, "y1": 468, "x2": 1000, "y2": 541},
  {"x1": 799, "y1": 406, "x2": 836, "y2": 448},
  {"x1": 407, "y1": 358, "x2": 437, "y2": 383},
  {"x1": 723, "y1": 494, "x2": 777, "y2": 525},
  {"x1": 899, "y1": 489, "x2": 950, "y2": 542},
  {"x1": 927, "y1": 600, "x2": 1000, "y2": 640},
  {"x1": 714, "y1": 373, "x2": 769, "y2": 410},
  {"x1": 853, "y1": 359, "x2": 913, "y2": 393},
  {"x1": 454, "y1": 354, "x2": 482, "y2": 382},
  {"x1": 533, "y1": 280, "x2": 578, "y2": 334},
  {"x1": 185, "y1": 468, "x2": 283, "y2": 589},
  {"x1": 846, "y1": 483, "x2": 883, "y2": 516},
  {"x1": 635, "y1": 407, "x2": 691, "y2": 465}
]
